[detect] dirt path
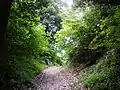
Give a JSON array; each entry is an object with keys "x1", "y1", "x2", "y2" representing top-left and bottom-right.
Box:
[{"x1": 32, "y1": 66, "x2": 89, "y2": 90}]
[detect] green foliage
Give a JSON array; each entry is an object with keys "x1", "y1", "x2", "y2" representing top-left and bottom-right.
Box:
[
  {"x1": 82, "y1": 50, "x2": 119, "y2": 90},
  {"x1": 55, "y1": 3, "x2": 120, "y2": 90},
  {"x1": 5, "y1": 0, "x2": 61, "y2": 88},
  {"x1": 90, "y1": 6, "x2": 120, "y2": 48},
  {"x1": 55, "y1": 7, "x2": 101, "y2": 63},
  {"x1": 73, "y1": 0, "x2": 120, "y2": 8},
  {"x1": 5, "y1": 0, "x2": 120, "y2": 89},
  {"x1": 8, "y1": 56, "x2": 46, "y2": 85}
]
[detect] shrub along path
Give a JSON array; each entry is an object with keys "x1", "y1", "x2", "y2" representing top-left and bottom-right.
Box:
[{"x1": 31, "y1": 66, "x2": 90, "y2": 90}]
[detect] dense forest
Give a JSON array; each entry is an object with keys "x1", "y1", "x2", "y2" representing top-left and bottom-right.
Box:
[{"x1": 0, "y1": 0, "x2": 120, "y2": 90}]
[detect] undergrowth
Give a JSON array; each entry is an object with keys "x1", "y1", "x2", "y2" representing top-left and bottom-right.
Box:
[
  {"x1": 6, "y1": 56, "x2": 47, "y2": 88},
  {"x1": 81, "y1": 50, "x2": 120, "y2": 90}
]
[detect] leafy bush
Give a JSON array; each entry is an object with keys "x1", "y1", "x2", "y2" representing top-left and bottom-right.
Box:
[
  {"x1": 82, "y1": 50, "x2": 119, "y2": 90},
  {"x1": 7, "y1": 56, "x2": 46, "y2": 85},
  {"x1": 4, "y1": 0, "x2": 61, "y2": 88}
]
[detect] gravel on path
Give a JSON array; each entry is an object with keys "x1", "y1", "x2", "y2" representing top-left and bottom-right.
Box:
[{"x1": 32, "y1": 66, "x2": 89, "y2": 90}]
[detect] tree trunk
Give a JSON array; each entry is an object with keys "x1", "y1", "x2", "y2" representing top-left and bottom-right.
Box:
[{"x1": 0, "y1": 0, "x2": 12, "y2": 89}]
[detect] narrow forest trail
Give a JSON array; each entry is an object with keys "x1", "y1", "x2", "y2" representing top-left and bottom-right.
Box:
[{"x1": 31, "y1": 66, "x2": 89, "y2": 90}]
